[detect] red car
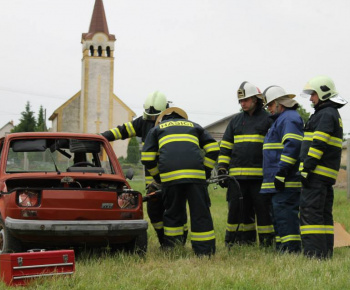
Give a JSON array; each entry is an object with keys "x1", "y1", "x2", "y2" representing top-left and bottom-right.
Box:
[{"x1": 0, "y1": 132, "x2": 147, "y2": 254}]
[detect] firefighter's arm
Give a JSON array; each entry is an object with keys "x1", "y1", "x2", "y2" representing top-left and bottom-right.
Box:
[
  {"x1": 201, "y1": 130, "x2": 220, "y2": 179},
  {"x1": 303, "y1": 111, "x2": 338, "y2": 171},
  {"x1": 275, "y1": 119, "x2": 303, "y2": 190},
  {"x1": 101, "y1": 117, "x2": 143, "y2": 141},
  {"x1": 141, "y1": 128, "x2": 161, "y2": 183},
  {"x1": 217, "y1": 124, "x2": 234, "y2": 172}
]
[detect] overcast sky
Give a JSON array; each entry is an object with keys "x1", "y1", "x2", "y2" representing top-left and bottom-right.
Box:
[{"x1": 1, "y1": 0, "x2": 350, "y2": 134}]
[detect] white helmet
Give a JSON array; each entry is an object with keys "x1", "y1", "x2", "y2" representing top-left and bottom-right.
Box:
[
  {"x1": 302, "y1": 75, "x2": 347, "y2": 108},
  {"x1": 263, "y1": 85, "x2": 297, "y2": 107},
  {"x1": 237, "y1": 81, "x2": 263, "y2": 102},
  {"x1": 143, "y1": 91, "x2": 168, "y2": 121}
]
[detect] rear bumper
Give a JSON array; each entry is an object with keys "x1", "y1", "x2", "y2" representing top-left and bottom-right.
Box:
[{"x1": 5, "y1": 217, "x2": 148, "y2": 237}]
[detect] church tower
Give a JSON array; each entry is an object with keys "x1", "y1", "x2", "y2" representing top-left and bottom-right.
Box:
[
  {"x1": 80, "y1": 0, "x2": 116, "y2": 133},
  {"x1": 49, "y1": 0, "x2": 135, "y2": 157}
]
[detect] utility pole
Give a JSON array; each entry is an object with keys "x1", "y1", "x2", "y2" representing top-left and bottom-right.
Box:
[{"x1": 347, "y1": 139, "x2": 350, "y2": 199}]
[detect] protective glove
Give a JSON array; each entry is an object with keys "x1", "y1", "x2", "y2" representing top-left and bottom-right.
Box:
[
  {"x1": 218, "y1": 168, "x2": 229, "y2": 188},
  {"x1": 146, "y1": 180, "x2": 162, "y2": 193},
  {"x1": 300, "y1": 169, "x2": 311, "y2": 188},
  {"x1": 274, "y1": 171, "x2": 286, "y2": 191},
  {"x1": 101, "y1": 131, "x2": 115, "y2": 141}
]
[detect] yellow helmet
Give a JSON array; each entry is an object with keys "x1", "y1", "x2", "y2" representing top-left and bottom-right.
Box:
[{"x1": 143, "y1": 91, "x2": 168, "y2": 121}]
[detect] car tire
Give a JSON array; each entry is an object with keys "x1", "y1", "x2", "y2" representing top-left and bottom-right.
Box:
[
  {"x1": 125, "y1": 231, "x2": 148, "y2": 256},
  {"x1": 0, "y1": 219, "x2": 22, "y2": 254}
]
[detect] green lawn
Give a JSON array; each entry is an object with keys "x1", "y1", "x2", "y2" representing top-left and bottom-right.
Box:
[{"x1": 1, "y1": 184, "x2": 350, "y2": 289}]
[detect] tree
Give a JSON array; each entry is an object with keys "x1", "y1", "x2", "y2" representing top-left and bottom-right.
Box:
[
  {"x1": 12, "y1": 101, "x2": 37, "y2": 132},
  {"x1": 297, "y1": 105, "x2": 310, "y2": 124},
  {"x1": 36, "y1": 106, "x2": 46, "y2": 132},
  {"x1": 126, "y1": 137, "x2": 141, "y2": 164}
]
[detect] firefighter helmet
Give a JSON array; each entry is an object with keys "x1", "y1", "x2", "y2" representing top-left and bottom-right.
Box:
[
  {"x1": 155, "y1": 107, "x2": 188, "y2": 126},
  {"x1": 237, "y1": 81, "x2": 263, "y2": 101},
  {"x1": 302, "y1": 75, "x2": 347, "y2": 107},
  {"x1": 263, "y1": 85, "x2": 296, "y2": 106},
  {"x1": 143, "y1": 91, "x2": 168, "y2": 121}
]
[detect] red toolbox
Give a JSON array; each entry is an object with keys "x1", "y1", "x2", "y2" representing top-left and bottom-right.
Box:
[{"x1": 0, "y1": 250, "x2": 75, "y2": 286}]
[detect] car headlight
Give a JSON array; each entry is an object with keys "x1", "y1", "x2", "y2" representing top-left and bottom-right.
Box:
[{"x1": 17, "y1": 190, "x2": 40, "y2": 207}]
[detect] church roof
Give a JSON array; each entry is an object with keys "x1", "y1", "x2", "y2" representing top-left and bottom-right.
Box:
[{"x1": 82, "y1": 0, "x2": 116, "y2": 41}]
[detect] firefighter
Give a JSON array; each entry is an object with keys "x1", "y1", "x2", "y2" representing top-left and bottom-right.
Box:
[
  {"x1": 101, "y1": 91, "x2": 187, "y2": 247},
  {"x1": 218, "y1": 81, "x2": 274, "y2": 247},
  {"x1": 299, "y1": 75, "x2": 347, "y2": 259},
  {"x1": 260, "y1": 85, "x2": 303, "y2": 253},
  {"x1": 141, "y1": 107, "x2": 219, "y2": 256}
]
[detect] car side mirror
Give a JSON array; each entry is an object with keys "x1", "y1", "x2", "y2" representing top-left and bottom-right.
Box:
[{"x1": 125, "y1": 168, "x2": 134, "y2": 180}]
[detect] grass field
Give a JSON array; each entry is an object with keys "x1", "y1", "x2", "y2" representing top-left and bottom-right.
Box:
[{"x1": 1, "y1": 183, "x2": 350, "y2": 289}]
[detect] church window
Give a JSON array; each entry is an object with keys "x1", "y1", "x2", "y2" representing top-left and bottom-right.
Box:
[
  {"x1": 90, "y1": 45, "x2": 94, "y2": 56},
  {"x1": 106, "y1": 46, "x2": 111, "y2": 57},
  {"x1": 98, "y1": 46, "x2": 102, "y2": 57}
]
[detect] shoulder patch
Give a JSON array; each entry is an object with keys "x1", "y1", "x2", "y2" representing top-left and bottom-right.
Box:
[{"x1": 339, "y1": 118, "x2": 343, "y2": 128}]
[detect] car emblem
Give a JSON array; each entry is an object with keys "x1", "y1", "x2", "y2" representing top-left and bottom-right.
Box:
[{"x1": 101, "y1": 203, "x2": 113, "y2": 209}]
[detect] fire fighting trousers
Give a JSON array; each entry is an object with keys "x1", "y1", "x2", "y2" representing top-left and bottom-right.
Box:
[
  {"x1": 226, "y1": 179, "x2": 274, "y2": 246},
  {"x1": 271, "y1": 191, "x2": 301, "y2": 253},
  {"x1": 300, "y1": 177, "x2": 334, "y2": 259},
  {"x1": 162, "y1": 183, "x2": 215, "y2": 256},
  {"x1": 146, "y1": 189, "x2": 188, "y2": 247}
]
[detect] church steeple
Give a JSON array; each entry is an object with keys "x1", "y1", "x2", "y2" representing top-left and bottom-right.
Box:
[{"x1": 82, "y1": 0, "x2": 115, "y2": 41}]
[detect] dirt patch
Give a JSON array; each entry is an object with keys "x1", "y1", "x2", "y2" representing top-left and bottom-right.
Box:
[{"x1": 335, "y1": 168, "x2": 347, "y2": 188}]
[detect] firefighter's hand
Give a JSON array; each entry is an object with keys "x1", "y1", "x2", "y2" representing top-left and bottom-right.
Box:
[
  {"x1": 218, "y1": 169, "x2": 229, "y2": 188},
  {"x1": 300, "y1": 170, "x2": 310, "y2": 188},
  {"x1": 146, "y1": 181, "x2": 162, "y2": 193},
  {"x1": 274, "y1": 170, "x2": 288, "y2": 191}
]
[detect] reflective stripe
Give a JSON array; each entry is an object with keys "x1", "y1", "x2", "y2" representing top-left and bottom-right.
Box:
[
  {"x1": 191, "y1": 230, "x2": 215, "y2": 241},
  {"x1": 299, "y1": 162, "x2": 304, "y2": 171},
  {"x1": 111, "y1": 128, "x2": 122, "y2": 139},
  {"x1": 152, "y1": 221, "x2": 164, "y2": 230},
  {"x1": 303, "y1": 132, "x2": 313, "y2": 141},
  {"x1": 261, "y1": 182, "x2": 301, "y2": 189},
  {"x1": 275, "y1": 236, "x2": 281, "y2": 243},
  {"x1": 203, "y1": 142, "x2": 220, "y2": 153},
  {"x1": 160, "y1": 169, "x2": 205, "y2": 182},
  {"x1": 300, "y1": 225, "x2": 334, "y2": 235},
  {"x1": 275, "y1": 175, "x2": 285, "y2": 182},
  {"x1": 328, "y1": 136, "x2": 342, "y2": 148},
  {"x1": 282, "y1": 133, "x2": 303, "y2": 143},
  {"x1": 313, "y1": 131, "x2": 330, "y2": 143},
  {"x1": 125, "y1": 122, "x2": 136, "y2": 137},
  {"x1": 218, "y1": 155, "x2": 231, "y2": 164},
  {"x1": 220, "y1": 140, "x2": 234, "y2": 150},
  {"x1": 226, "y1": 223, "x2": 256, "y2": 232},
  {"x1": 148, "y1": 166, "x2": 159, "y2": 176},
  {"x1": 229, "y1": 167, "x2": 263, "y2": 176},
  {"x1": 145, "y1": 176, "x2": 153, "y2": 185},
  {"x1": 308, "y1": 147, "x2": 323, "y2": 160},
  {"x1": 313, "y1": 165, "x2": 338, "y2": 180},
  {"x1": 257, "y1": 225, "x2": 275, "y2": 234},
  {"x1": 280, "y1": 154, "x2": 297, "y2": 165},
  {"x1": 204, "y1": 157, "x2": 216, "y2": 169},
  {"x1": 263, "y1": 143, "x2": 284, "y2": 150},
  {"x1": 164, "y1": 226, "x2": 184, "y2": 236},
  {"x1": 141, "y1": 151, "x2": 157, "y2": 161},
  {"x1": 234, "y1": 134, "x2": 265, "y2": 143},
  {"x1": 281, "y1": 234, "x2": 301, "y2": 243},
  {"x1": 159, "y1": 134, "x2": 199, "y2": 149}
]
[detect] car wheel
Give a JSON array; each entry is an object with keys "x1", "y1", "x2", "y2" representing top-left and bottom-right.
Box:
[
  {"x1": 0, "y1": 219, "x2": 22, "y2": 254},
  {"x1": 125, "y1": 231, "x2": 148, "y2": 256}
]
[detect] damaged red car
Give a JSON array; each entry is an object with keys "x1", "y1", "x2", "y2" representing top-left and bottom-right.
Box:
[{"x1": 0, "y1": 132, "x2": 147, "y2": 254}]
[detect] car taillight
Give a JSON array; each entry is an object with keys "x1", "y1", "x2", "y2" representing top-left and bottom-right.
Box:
[
  {"x1": 17, "y1": 190, "x2": 40, "y2": 207},
  {"x1": 117, "y1": 192, "x2": 138, "y2": 209}
]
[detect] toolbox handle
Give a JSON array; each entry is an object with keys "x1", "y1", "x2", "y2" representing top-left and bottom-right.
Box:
[{"x1": 27, "y1": 249, "x2": 46, "y2": 252}]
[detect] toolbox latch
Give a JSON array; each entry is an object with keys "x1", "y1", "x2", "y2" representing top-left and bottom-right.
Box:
[
  {"x1": 63, "y1": 254, "x2": 68, "y2": 263},
  {"x1": 17, "y1": 257, "x2": 23, "y2": 267}
]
